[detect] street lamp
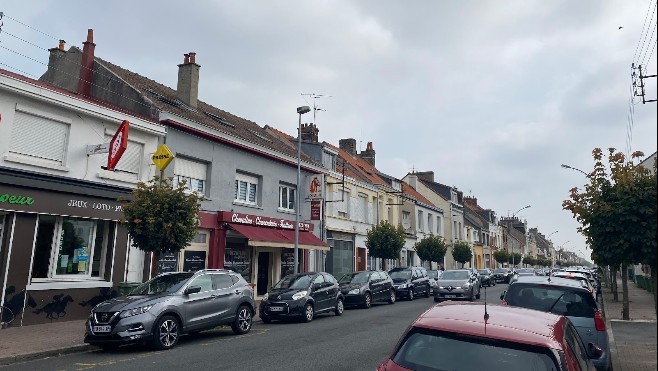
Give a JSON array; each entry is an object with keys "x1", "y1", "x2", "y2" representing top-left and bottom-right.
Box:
[
  {"x1": 561, "y1": 164, "x2": 588, "y2": 176},
  {"x1": 547, "y1": 230, "x2": 558, "y2": 239},
  {"x1": 509, "y1": 205, "x2": 531, "y2": 268},
  {"x1": 294, "y1": 106, "x2": 311, "y2": 274}
]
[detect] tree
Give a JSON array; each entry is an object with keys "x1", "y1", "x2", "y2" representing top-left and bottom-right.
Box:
[
  {"x1": 415, "y1": 235, "x2": 448, "y2": 268},
  {"x1": 522, "y1": 255, "x2": 536, "y2": 267},
  {"x1": 508, "y1": 253, "x2": 523, "y2": 267},
  {"x1": 121, "y1": 177, "x2": 203, "y2": 270},
  {"x1": 536, "y1": 257, "x2": 551, "y2": 267},
  {"x1": 493, "y1": 249, "x2": 510, "y2": 267},
  {"x1": 451, "y1": 241, "x2": 473, "y2": 268},
  {"x1": 365, "y1": 221, "x2": 406, "y2": 270},
  {"x1": 563, "y1": 148, "x2": 657, "y2": 317}
]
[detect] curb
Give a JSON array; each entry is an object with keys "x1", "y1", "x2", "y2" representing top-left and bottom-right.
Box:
[{"x1": 0, "y1": 344, "x2": 93, "y2": 366}]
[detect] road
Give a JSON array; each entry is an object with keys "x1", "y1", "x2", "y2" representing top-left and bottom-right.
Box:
[{"x1": 2, "y1": 284, "x2": 507, "y2": 371}]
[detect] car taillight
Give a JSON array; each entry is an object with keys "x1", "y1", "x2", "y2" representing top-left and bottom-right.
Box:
[
  {"x1": 594, "y1": 310, "x2": 606, "y2": 331},
  {"x1": 501, "y1": 299, "x2": 508, "y2": 306}
]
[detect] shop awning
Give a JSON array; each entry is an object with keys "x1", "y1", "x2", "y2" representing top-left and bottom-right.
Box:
[{"x1": 228, "y1": 223, "x2": 329, "y2": 251}]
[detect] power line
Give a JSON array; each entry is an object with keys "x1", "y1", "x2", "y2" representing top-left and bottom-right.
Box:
[
  {"x1": 0, "y1": 12, "x2": 59, "y2": 40},
  {"x1": 639, "y1": 9, "x2": 657, "y2": 66},
  {"x1": 633, "y1": 0, "x2": 656, "y2": 64}
]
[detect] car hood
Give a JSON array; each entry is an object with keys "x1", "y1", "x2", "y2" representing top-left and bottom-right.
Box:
[
  {"x1": 93, "y1": 294, "x2": 169, "y2": 312},
  {"x1": 339, "y1": 283, "x2": 365, "y2": 293},
  {"x1": 266, "y1": 288, "x2": 308, "y2": 301},
  {"x1": 437, "y1": 279, "x2": 469, "y2": 287},
  {"x1": 391, "y1": 278, "x2": 410, "y2": 284}
]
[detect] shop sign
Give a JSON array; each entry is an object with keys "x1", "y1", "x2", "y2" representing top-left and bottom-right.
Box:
[
  {"x1": 67, "y1": 199, "x2": 122, "y2": 212},
  {"x1": 306, "y1": 174, "x2": 324, "y2": 199},
  {"x1": 310, "y1": 199, "x2": 321, "y2": 220},
  {"x1": 157, "y1": 252, "x2": 179, "y2": 273},
  {"x1": 223, "y1": 211, "x2": 312, "y2": 231},
  {"x1": 107, "y1": 120, "x2": 130, "y2": 171},
  {"x1": 151, "y1": 144, "x2": 174, "y2": 171},
  {"x1": 183, "y1": 251, "x2": 207, "y2": 272},
  {"x1": 0, "y1": 193, "x2": 35, "y2": 205}
]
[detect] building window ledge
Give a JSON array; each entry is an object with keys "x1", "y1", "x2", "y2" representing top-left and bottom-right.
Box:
[
  {"x1": 97, "y1": 169, "x2": 140, "y2": 184},
  {"x1": 232, "y1": 201, "x2": 262, "y2": 210},
  {"x1": 4, "y1": 152, "x2": 70, "y2": 172}
]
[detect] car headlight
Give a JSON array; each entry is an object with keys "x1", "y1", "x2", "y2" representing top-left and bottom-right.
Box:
[
  {"x1": 291, "y1": 291, "x2": 308, "y2": 300},
  {"x1": 399, "y1": 283, "x2": 410, "y2": 289},
  {"x1": 119, "y1": 305, "x2": 153, "y2": 318},
  {"x1": 263, "y1": 293, "x2": 269, "y2": 301},
  {"x1": 438, "y1": 286, "x2": 445, "y2": 289},
  {"x1": 348, "y1": 289, "x2": 360, "y2": 295}
]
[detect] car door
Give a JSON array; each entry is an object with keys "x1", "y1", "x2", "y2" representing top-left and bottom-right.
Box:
[
  {"x1": 380, "y1": 271, "x2": 394, "y2": 299},
  {"x1": 562, "y1": 290, "x2": 606, "y2": 358},
  {"x1": 182, "y1": 273, "x2": 217, "y2": 330},
  {"x1": 411, "y1": 269, "x2": 421, "y2": 296},
  {"x1": 310, "y1": 274, "x2": 327, "y2": 312},
  {"x1": 211, "y1": 273, "x2": 239, "y2": 324},
  {"x1": 369, "y1": 271, "x2": 382, "y2": 300},
  {"x1": 323, "y1": 273, "x2": 339, "y2": 309}
]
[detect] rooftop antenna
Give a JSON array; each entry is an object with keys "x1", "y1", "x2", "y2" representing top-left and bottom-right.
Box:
[{"x1": 301, "y1": 93, "x2": 331, "y2": 125}]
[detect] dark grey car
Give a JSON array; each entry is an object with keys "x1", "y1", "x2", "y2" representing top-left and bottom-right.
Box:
[
  {"x1": 85, "y1": 269, "x2": 256, "y2": 350},
  {"x1": 433, "y1": 269, "x2": 481, "y2": 302}
]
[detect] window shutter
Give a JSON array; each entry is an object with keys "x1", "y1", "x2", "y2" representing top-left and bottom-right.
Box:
[
  {"x1": 105, "y1": 135, "x2": 142, "y2": 175},
  {"x1": 10, "y1": 111, "x2": 68, "y2": 163},
  {"x1": 174, "y1": 158, "x2": 207, "y2": 180}
]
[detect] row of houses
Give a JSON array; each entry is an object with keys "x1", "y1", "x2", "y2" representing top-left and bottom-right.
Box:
[{"x1": 0, "y1": 29, "x2": 557, "y2": 327}]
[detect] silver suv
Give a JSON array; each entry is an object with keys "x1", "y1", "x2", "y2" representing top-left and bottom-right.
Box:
[{"x1": 84, "y1": 269, "x2": 255, "y2": 350}]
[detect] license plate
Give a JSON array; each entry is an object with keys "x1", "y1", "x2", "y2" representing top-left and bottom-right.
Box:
[
  {"x1": 444, "y1": 294, "x2": 456, "y2": 298},
  {"x1": 268, "y1": 307, "x2": 284, "y2": 312},
  {"x1": 93, "y1": 325, "x2": 111, "y2": 333}
]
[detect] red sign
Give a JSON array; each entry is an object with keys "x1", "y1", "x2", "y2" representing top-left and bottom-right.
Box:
[
  {"x1": 107, "y1": 120, "x2": 129, "y2": 171},
  {"x1": 310, "y1": 200, "x2": 321, "y2": 220},
  {"x1": 218, "y1": 211, "x2": 313, "y2": 231}
]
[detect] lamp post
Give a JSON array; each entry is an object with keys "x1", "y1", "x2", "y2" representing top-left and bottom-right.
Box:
[
  {"x1": 557, "y1": 241, "x2": 570, "y2": 266},
  {"x1": 294, "y1": 106, "x2": 311, "y2": 274},
  {"x1": 509, "y1": 205, "x2": 531, "y2": 268},
  {"x1": 561, "y1": 164, "x2": 588, "y2": 176}
]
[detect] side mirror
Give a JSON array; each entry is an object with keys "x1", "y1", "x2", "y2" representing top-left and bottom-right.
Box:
[
  {"x1": 312, "y1": 283, "x2": 322, "y2": 291},
  {"x1": 500, "y1": 291, "x2": 506, "y2": 300},
  {"x1": 587, "y1": 343, "x2": 604, "y2": 359},
  {"x1": 185, "y1": 285, "x2": 201, "y2": 295}
]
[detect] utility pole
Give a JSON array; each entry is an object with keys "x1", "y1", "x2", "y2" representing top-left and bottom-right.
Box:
[{"x1": 632, "y1": 64, "x2": 657, "y2": 104}]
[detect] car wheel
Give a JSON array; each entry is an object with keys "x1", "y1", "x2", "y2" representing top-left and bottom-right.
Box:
[
  {"x1": 434, "y1": 297, "x2": 442, "y2": 303},
  {"x1": 363, "y1": 293, "x2": 372, "y2": 309},
  {"x1": 335, "y1": 298, "x2": 344, "y2": 316},
  {"x1": 231, "y1": 305, "x2": 253, "y2": 335},
  {"x1": 152, "y1": 315, "x2": 180, "y2": 350},
  {"x1": 388, "y1": 290, "x2": 396, "y2": 304},
  {"x1": 408, "y1": 288, "x2": 414, "y2": 301},
  {"x1": 493, "y1": 281, "x2": 496, "y2": 286},
  {"x1": 303, "y1": 302, "x2": 314, "y2": 323},
  {"x1": 424, "y1": 285, "x2": 431, "y2": 298}
]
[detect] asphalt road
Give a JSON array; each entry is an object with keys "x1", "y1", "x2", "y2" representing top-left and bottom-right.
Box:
[{"x1": 2, "y1": 283, "x2": 508, "y2": 371}]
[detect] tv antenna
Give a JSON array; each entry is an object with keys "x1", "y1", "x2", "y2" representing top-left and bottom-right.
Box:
[{"x1": 301, "y1": 93, "x2": 332, "y2": 125}]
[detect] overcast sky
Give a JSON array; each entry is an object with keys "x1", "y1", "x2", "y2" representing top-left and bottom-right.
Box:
[{"x1": 1, "y1": 1, "x2": 656, "y2": 261}]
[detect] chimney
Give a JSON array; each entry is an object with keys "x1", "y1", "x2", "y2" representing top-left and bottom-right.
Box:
[
  {"x1": 416, "y1": 171, "x2": 434, "y2": 182},
  {"x1": 177, "y1": 52, "x2": 200, "y2": 108},
  {"x1": 299, "y1": 123, "x2": 319, "y2": 142},
  {"x1": 77, "y1": 29, "x2": 95, "y2": 96},
  {"x1": 359, "y1": 141, "x2": 376, "y2": 167},
  {"x1": 407, "y1": 174, "x2": 418, "y2": 190},
  {"x1": 47, "y1": 40, "x2": 66, "y2": 72},
  {"x1": 464, "y1": 196, "x2": 478, "y2": 208},
  {"x1": 339, "y1": 138, "x2": 357, "y2": 156}
]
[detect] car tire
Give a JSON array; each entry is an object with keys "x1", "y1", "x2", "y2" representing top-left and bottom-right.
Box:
[
  {"x1": 231, "y1": 305, "x2": 253, "y2": 335},
  {"x1": 434, "y1": 297, "x2": 441, "y2": 303},
  {"x1": 152, "y1": 315, "x2": 180, "y2": 350},
  {"x1": 303, "y1": 302, "x2": 314, "y2": 323},
  {"x1": 424, "y1": 285, "x2": 431, "y2": 298},
  {"x1": 388, "y1": 290, "x2": 396, "y2": 304},
  {"x1": 408, "y1": 288, "x2": 414, "y2": 301},
  {"x1": 335, "y1": 298, "x2": 344, "y2": 316},
  {"x1": 363, "y1": 293, "x2": 372, "y2": 309}
]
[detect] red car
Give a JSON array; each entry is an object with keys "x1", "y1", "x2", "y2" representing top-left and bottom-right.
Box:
[{"x1": 377, "y1": 302, "x2": 602, "y2": 371}]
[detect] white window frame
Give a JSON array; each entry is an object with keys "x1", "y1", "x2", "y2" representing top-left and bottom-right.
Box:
[
  {"x1": 278, "y1": 184, "x2": 296, "y2": 212},
  {"x1": 337, "y1": 189, "x2": 350, "y2": 218},
  {"x1": 437, "y1": 215, "x2": 443, "y2": 236},
  {"x1": 174, "y1": 157, "x2": 207, "y2": 195},
  {"x1": 358, "y1": 193, "x2": 369, "y2": 223},
  {"x1": 427, "y1": 213, "x2": 433, "y2": 234},
  {"x1": 235, "y1": 172, "x2": 259, "y2": 205},
  {"x1": 418, "y1": 210, "x2": 424, "y2": 232}
]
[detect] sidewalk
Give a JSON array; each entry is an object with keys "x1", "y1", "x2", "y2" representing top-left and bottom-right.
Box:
[
  {"x1": 601, "y1": 276, "x2": 657, "y2": 371},
  {"x1": 0, "y1": 299, "x2": 262, "y2": 366}
]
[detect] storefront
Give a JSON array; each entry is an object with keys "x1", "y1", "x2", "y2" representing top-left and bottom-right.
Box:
[
  {"x1": 194, "y1": 211, "x2": 328, "y2": 297},
  {"x1": 0, "y1": 168, "x2": 131, "y2": 327},
  {"x1": 326, "y1": 230, "x2": 355, "y2": 279}
]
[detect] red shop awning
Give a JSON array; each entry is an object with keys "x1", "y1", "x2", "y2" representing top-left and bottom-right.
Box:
[{"x1": 228, "y1": 223, "x2": 329, "y2": 251}]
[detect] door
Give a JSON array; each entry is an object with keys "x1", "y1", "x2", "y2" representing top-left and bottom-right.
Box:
[
  {"x1": 182, "y1": 274, "x2": 217, "y2": 330},
  {"x1": 257, "y1": 252, "x2": 270, "y2": 296},
  {"x1": 212, "y1": 273, "x2": 238, "y2": 323},
  {"x1": 310, "y1": 274, "x2": 327, "y2": 311},
  {"x1": 369, "y1": 271, "x2": 383, "y2": 301}
]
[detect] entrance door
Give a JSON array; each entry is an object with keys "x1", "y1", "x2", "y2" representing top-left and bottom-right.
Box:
[{"x1": 257, "y1": 252, "x2": 271, "y2": 296}]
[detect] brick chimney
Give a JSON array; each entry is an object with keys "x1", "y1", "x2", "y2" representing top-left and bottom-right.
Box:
[
  {"x1": 299, "y1": 123, "x2": 319, "y2": 142},
  {"x1": 77, "y1": 29, "x2": 95, "y2": 96},
  {"x1": 464, "y1": 196, "x2": 478, "y2": 208},
  {"x1": 47, "y1": 39, "x2": 66, "y2": 72},
  {"x1": 416, "y1": 171, "x2": 434, "y2": 182},
  {"x1": 339, "y1": 138, "x2": 357, "y2": 156},
  {"x1": 177, "y1": 52, "x2": 200, "y2": 108},
  {"x1": 359, "y1": 141, "x2": 376, "y2": 167}
]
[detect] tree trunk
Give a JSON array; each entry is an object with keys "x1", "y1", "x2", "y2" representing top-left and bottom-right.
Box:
[
  {"x1": 621, "y1": 264, "x2": 630, "y2": 320},
  {"x1": 612, "y1": 267, "x2": 619, "y2": 302},
  {"x1": 381, "y1": 258, "x2": 387, "y2": 271},
  {"x1": 651, "y1": 265, "x2": 657, "y2": 316}
]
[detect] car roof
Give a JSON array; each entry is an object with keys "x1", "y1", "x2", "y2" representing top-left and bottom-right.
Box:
[
  {"x1": 512, "y1": 276, "x2": 590, "y2": 290},
  {"x1": 412, "y1": 302, "x2": 566, "y2": 350}
]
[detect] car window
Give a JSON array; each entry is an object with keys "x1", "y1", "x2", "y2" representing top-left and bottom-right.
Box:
[
  {"x1": 370, "y1": 271, "x2": 381, "y2": 281},
  {"x1": 313, "y1": 274, "x2": 325, "y2": 285},
  {"x1": 188, "y1": 274, "x2": 214, "y2": 292},
  {"x1": 130, "y1": 273, "x2": 194, "y2": 295},
  {"x1": 213, "y1": 274, "x2": 234, "y2": 289},
  {"x1": 392, "y1": 328, "x2": 559, "y2": 371},
  {"x1": 274, "y1": 274, "x2": 313, "y2": 289},
  {"x1": 440, "y1": 271, "x2": 469, "y2": 280},
  {"x1": 565, "y1": 322, "x2": 589, "y2": 370},
  {"x1": 381, "y1": 272, "x2": 390, "y2": 280},
  {"x1": 390, "y1": 270, "x2": 411, "y2": 280},
  {"x1": 506, "y1": 285, "x2": 596, "y2": 317},
  {"x1": 324, "y1": 273, "x2": 338, "y2": 285}
]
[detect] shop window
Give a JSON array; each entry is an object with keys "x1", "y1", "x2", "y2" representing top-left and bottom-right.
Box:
[
  {"x1": 278, "y1": 184, "x2": 296, "y2": 211},
  {"x1": 174, "y1": 157, "x2": 207, "y2": 194},
  {"x1": 224, "y1": 244, "x2": 252, "y2": 282},
  {"x1": 9, "y1": 106, "x2": 70, "y2": 167},
  {"x1": 235, "y1": 172, "x2": 259, "y2": 205},
  {"x1": 30, "y1": 215, "x2": 115, "y2": 281}
]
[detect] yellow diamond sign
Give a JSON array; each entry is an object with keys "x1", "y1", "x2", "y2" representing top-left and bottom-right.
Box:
[{"x1": 152, "y1": 144, "x2": 174, "y2": 171}]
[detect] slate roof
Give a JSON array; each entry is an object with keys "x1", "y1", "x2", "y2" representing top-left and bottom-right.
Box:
[{"x1": 414, "y1": 175, "x2": 463, "y2": 204}]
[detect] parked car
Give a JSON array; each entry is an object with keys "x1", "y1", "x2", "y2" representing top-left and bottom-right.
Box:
[
  {"x1": 477, "y1": 269, "x2": 495, "y2": 287},
  {"x1": 510, "y1": 268, "x2": 536, "y2": 283},
  {"x1": 339, "y1": 270, "x2": 396, "y2": 308},
  {"x1": 84, "y1": 269, "x2": 255, "y2": 350},
  {"x1": 389, "y1": 267, "x2": 431, "y2": 301},
  {"x1": 377, "y1": 302, "x2": 603, "y2": 371},
  {"x1": 500, "y1": 276, "x2": 611, "y2": 371},
  {"x1": 433, "y1": 269, "x2": 481, "y2": 302},
  {"x1": 259, "y1": 272, "x2": 344, "y2": 323},
  {"x1": 426, "y1": 269, "x2": 443, "y2": 290},
  {"x1": 492, "y1": 268, "x2": 511, "y2": 283}
]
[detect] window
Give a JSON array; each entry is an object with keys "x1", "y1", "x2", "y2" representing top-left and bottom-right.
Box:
[
  {"x1": 212, "y1": 274, "x2": 235, "y2": 290},
  {"x1": 235, "y1": 172, "x2": 258, "y2": 205},
  {"x1": 437, "y1": 216, "x2": 443, "y2": 236},
  {"x1": 174, "y1": 157, "x2": 207, "y2": 194},
  {"x1": 9, "y1": 107, "x2": 70, "y2": 166},
  {"x1": 279, "y1": 184, "x2": 296, "y2": 211},
  {"x1": 402, "y1": 211, "x2": 411, "y2": 229},
  {"x1": 188, "y1": 274, "x2": 213, "y2": 292},
  {"x1": 336, "y1": 189, "x2": 350, "y2": 217},
  {"x1": 453, "y1": 221, "x2": 458, "y2": 239},
  {"x1": 322, "y1": 151, "x2": 336, "y2": 170},
  {"x1": 103, "y1": 133, "x2": 143, "y2": 178},
  {"x1": 358, "y1": 193, "x2": 369, "y2": 223},
  {"x1": 31, "y1": 215, "x2": 115, "y2": 280},
  {"x1": 418, "y1": 211, "x2": 424, "y2": 232},
  {"x1": 428, "y1": 213, "x2": 433, "y2": 234}
]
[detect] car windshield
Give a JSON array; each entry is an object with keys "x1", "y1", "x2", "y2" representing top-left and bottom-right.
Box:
[
  {"x1": 478, "y1": 270, "x2": 489, "y2": 275},
  {"x1": 339, "y1": 272, "x2": 370, "y2": 284},
  {"x1": 129, "y1": 273, "x2": 194, "y2": 295},
  {"x1": 440, "y1": 271, "x2": 469, "y2": 280},
  {"x1": 494, "y1": 269, "x2": 507, "y2": 274},
  {"x1": 505, "y1": 285, "x2": 597, "y2": 317},
  {"x1": 517, "y1": 269, "x2": 534, "y2": 274},
  {"x1": 389, "y1": 270, "x2": 411, "y2": 280},
  {"x1": 273, "y1": 274, "x2": 314, "y2": 290},
  {"x1": 427, "y1": 271, "x2": 440, "y2": 279},
  {"x1": 392, "y1": 328, "x2": 559, "y2": 371}
]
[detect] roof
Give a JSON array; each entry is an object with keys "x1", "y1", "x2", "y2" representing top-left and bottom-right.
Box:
[
  {"x1": 401, "y1": 182, "x2": 440, "y2": 211},
  {"x1": 416, "y1": 176, "x2": 463, "y2": 204},
  {"x1": 512, "y1": 276, "x2": 590, "y2": 290},
  {"x1": 412, "y1": 302, "x2": 566, "y2": 350}
]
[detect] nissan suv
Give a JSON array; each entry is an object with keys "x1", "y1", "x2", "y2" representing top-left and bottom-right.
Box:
[
  {"x1": 389, "y1": 267, "x2": 431, "y2": 301},
  {"x1": 85, "y1": 269, "x2": 255, "y2": 350}
]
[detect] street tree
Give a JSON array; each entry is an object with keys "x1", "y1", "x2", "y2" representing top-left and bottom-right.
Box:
[
  {"x1": 522, "y1": 255, "x2": 536, "y2": 267},
  {"x1": 508, "y1": 253, "x2": 523, "y2": 267},
  {"x1": 121, "y1": 177, "x2": 203, "y2": 273},
  {"x1": 365, "y1": 221, "x2": 406, "y2": 270},
  {"x1": 414, "y1": 235, "x2": 448, "y2": 269},
  {"x1": 563, "y1": 148, "x2": 657, "y2": 317},
  {"x1": 493, "y1": 249, "x2": 510, "y2": 267},
  {"x1": 451, "y1": 241, "x2": 473, "y2": 268}
]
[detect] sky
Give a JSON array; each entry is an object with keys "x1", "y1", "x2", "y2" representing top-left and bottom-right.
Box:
[{"x1": 1, "y1": 0, "x2": 656, "y2": 262}]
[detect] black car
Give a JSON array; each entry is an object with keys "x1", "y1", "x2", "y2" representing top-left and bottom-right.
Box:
[
  {"x1": 259, "y1": 272, "x2": 344, "y2": 323},
  {"x1": 477, "y1": 269, "x2": 495, "y2": 287},
  {"x1": 492, "y1": 268, "x2": 511, "y2": 283},
  {"x1": 339, "y1": 270, "x2": 396, "y2": 308},
  {"x1": 388, "y1": 267, "x2": 431, "y2": 301}
]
